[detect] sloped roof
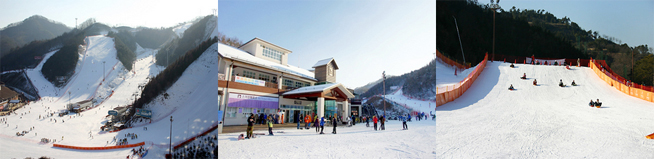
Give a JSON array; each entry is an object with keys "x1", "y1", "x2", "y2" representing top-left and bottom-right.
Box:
[
  {"x1": 239, "y1": 37, "x2": 292, "y2": 53},
  {"x1": 282, "y1": 83, "x2": 354, "y2": 98},
  {"x1": 218, "y1": 43, "x2": 316, "y2": 81},
  {"x1": 0, "y1": 85, "x2": 19, "y2": 100},
  {"x1": 312, "y1": 58, "x2": 339, "y2": 69}
]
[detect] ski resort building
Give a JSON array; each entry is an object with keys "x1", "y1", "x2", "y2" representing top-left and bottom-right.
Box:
[{"x1": 217, "y1": 38, "x2": 354, "y2": 130}]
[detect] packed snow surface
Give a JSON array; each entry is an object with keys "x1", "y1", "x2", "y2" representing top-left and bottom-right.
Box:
[
  {"x1": 435, "y1": 62, "x2": 654, "y2": 158},
  {"x1": 435, "y1": 56, "x2": 477, "y2": 88},
  {"x1": 218, "y1": 119, "x2": 436, "y2": 158},
  {"x1": 0, "y1": 34, "x2": 218, "y2": 158}
]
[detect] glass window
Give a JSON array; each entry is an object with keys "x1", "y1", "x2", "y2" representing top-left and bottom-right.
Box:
[
  {"x1": 295, "y1": 81, "x2": 303, "y2": 88},
  {"x1": 243, "y1": 70, "x2": 256, "y2": 79},
  {"x1": 226, "y1": 107, "x2": 237, "y2": 118},
  {"x1": 284, "y1": 79, "x2": 293, "y2": 87},
  {"x1": 258, "y1": 74, "x2": 270, "y2": 82},
  {"x1": 271, "y1": 76, "x2": 277, "y2": 83}
]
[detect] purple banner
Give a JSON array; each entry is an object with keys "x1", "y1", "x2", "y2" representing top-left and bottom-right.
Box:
[{"x1": 228, "y1": 93, "x2": 278, "y2": 109}]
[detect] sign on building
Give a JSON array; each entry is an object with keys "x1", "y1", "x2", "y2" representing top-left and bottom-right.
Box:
[
  {"x1": 234, "y1": 76, "x2": 266, "y2": 86},
  {"x1": 135, "y1": 108, "x2": 152, "y2": 118},
  {"x1": 108, "y1": 110, "x2": 118, "y2": 116}
]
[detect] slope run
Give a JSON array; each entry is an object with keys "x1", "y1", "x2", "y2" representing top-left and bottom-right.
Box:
[
  {"x1": 123, "y1": 43, "x2": 219, "y2": 158},
  {"x1": 56, "y1": 35, "x2": 120, "y2": 103},
  {"x1": 436, "y1": 62, "x2": 654, "y2": 158}
]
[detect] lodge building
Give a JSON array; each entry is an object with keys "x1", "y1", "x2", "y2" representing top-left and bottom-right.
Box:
[{"x1": 217, "y1": 38, "x2": 355, "y2": 131}]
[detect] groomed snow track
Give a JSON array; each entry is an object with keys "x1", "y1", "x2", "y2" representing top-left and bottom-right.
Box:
[{"x1": 436, "y1": 62, "x2": 654, "y2": 158}]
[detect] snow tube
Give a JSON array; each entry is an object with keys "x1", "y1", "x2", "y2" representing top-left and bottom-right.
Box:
[{"x1": 646, "y1": 133, "x2": 654, "y2": 139}]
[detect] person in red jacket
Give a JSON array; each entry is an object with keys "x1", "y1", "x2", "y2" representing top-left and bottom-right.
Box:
[{"x1": 373, "y1": 115, "x2": 378, "y2": 131}]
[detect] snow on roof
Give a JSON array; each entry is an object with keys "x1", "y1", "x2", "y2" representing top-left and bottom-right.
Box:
[
  {"x1": 283, "y1": 83, "x2": 338, "y2": 95},
  {"x1": 218, "y1": 42, "x2": 316, "y2": 81},
  {"x1": 283, "y1": 83, "x2": 355, "y2": 98},
  {"x1": 311, "y1": 58, "x2": 338, "y2": 69}
]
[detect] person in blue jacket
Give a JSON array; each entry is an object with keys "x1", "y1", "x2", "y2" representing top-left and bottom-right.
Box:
[
  {"x1": 319, "y1": 117, "x2": 325, "y2": 134},
  {"x1": 407, "y1": 114, "x2": 412, "y2": 122},
  {"x1": 402, "y1": 115, "x2": 408, "y2": 130}
]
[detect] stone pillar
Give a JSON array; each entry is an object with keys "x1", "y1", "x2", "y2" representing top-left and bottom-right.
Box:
[
  {"x1": 278, "y1": 75, "x2": 283, "y2": 89},
  {"x1": 317, "y1": 97, "x2": 325, "y2": 119}
]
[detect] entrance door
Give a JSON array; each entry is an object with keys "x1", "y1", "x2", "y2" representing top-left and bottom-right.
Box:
[{"x1": 293, "y1": 110, "x2": 301, "y2": 123}]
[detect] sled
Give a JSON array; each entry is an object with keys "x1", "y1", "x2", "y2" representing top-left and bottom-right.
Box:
[
  {"x1": 520, "y1": 77, "x2": 527, "y2": 80},
  {"x1": 646, "y1": 133, "x2": 654, "y2": 139},
  {"x1": 237, "y1": 134, "x2": 244, "y2": 140}
]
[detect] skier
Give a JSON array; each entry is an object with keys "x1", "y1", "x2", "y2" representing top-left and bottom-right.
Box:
[
  {"x1": 402, "y1": 115, "x2": 408, "y2": 130},
  {"x1": 366, "y1": 116, "x2": 370, "y2": 127},
  {"x1": 267, "y1": 117, "x2": 274, "y2": 136},
  {"x1": 373, "y1": 116, "x2": 378, "y2": 131},
  {"x1": 508, "y1": 84, "x2": 515, "y2": 90},
  {"x1": 521, "y1": 73, "x2": 527, "y2": 79},
  {"x1": 571, "y1": 80, "x2": 577, "y2": 86},
  {"x1": 246, "y1": 114, "x2": 254, "y2": 139},
  {"x1": 533, "y1": 79, "x2": 538, "y2": 86},
  {"x1": 332, "y1": 116, "x2": 338, "y2": 134},
  {"x1": 319, "y1": 117, "x2": 325, "y2": 134}
]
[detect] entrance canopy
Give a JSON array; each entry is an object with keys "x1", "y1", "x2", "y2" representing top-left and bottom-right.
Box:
[{"x1": 282, "y1": 83, "x2": 354, "y2": 101}]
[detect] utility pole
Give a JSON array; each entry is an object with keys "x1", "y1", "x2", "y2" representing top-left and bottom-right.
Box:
[
  {"x1": 75, "y1": 18, "x2": 77, "y2": 29},
  {"x1": 490, "y1": 0, "x2": 501, "y2": 62},
  {"x1": 382, "y1": 71, "x2": 386, "y2": 117},
  {"x1": 453, "y1": 16, "x2": 466, "y2": 65},
  {"x1": 169, "y1": 116, "x2": 173, "y2": 158},
  {"x1": 102, "y1": 61, "x2": 106, "y2": 81}
]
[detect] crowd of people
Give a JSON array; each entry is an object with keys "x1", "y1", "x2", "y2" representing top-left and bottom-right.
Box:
[
  {"x1": 128, "y1": 146, "x2": 147, "y2": 158},
  {"x1": 173, "y1": 134, "x2": 217, "y2": 159}
]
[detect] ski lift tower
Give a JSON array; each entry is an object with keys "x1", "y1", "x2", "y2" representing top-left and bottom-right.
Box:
[{"x1": 489, "y1": 0, "x2": 501, "y2": 62}]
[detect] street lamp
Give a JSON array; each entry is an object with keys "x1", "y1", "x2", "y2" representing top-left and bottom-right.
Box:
[
  {"x1": 490, "y1": 0, "x2": 501, "y2": 62},
  {"x1": 169, "y1": 116, "x2": 173, "y2": 158}
]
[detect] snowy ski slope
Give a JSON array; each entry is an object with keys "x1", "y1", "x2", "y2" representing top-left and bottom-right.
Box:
[
  {"x1": 435, "y1": 62, "x2": 654, "y2": 158},
  {"x1": 0, "y1": 33, "x2": 218, "y2": 158}
]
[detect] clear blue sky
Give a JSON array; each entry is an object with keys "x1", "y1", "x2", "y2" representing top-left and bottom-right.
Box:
[
  {"x1": 478, "y1": 0, "x2": 654, "y2": 49},
  {"x1": 0, "y1": 0, "x2": 217, "y2": 29},
  {"x1": 218, "y1": 0, "x2": 436, "y2": 88}
]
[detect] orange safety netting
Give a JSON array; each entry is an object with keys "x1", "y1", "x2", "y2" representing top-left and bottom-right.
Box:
[
  {"x1": 589, "y1": 58, "x2": 653, "y2": 103},
  {"x1": 436, "y1": 53, "x2": 488, "y2": 106},
  {"x1": 436, "y1": 50, "x2": 471, "y2": 70}
]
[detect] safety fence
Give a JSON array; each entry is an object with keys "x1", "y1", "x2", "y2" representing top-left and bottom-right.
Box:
[
  {"x1": 436, "y1": 53, "x2": 488, "y2": 106},
  {"x1": 589, "y1": 58, "x2": 653, "y2": 103},
  {"x1": 436, "y1": 50, "x2": 471, "y2": 70},
  {"x1": 491, "y1": 54, "x2": 591, "y2": 67},
  {"x1": 173, "y1": 123, "x2": 219, "y2": 150},
  {"x1": 53, "y1": 142, "x2": 144, "y2": 150}
]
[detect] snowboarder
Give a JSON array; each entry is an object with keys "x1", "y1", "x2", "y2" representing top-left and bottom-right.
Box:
[
  {"x1": 373, "y1": 116, "x2": 378, "y2": 131},
  {"x1": 571, "y1": 80, "x2": 577, "y2": 86},
  {"x1": 332, "y1": 117, "x2": 338, "y2": 134},
  {"x1": 508, "y1": 84, "x2": 515, "y2": 90},
  {"x1": 533, "y1": 79, "x2": 537, "y2": 86},
  {"x1": 319, "y1": 117, "x2": 325, "y2": 134},
  {"x1": 521, "y1": 73, "x2": 527, "y2": 79},
  {"x1": 246, "y1": 115, "x2": 254, "y2": 139},
  {"x1": 402, "y1": 115, "x2": 408, "y2": 130},
  {"x1": 267, "y1": 117, "x2": 274, "y2": 136}
]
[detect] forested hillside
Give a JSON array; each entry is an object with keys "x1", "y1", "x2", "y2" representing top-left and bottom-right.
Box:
[{"x1": 0, "y1": 15, "x2": 70, "y2": 56}]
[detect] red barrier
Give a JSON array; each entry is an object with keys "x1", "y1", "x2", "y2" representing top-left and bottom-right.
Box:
[
  {"x1": 173, "y1": 124, "x2": 219, "y2": 150},
  {"x1": 53, "y1": 142, "x2": 144, "y2": 150},
  {"x1": 436, "y1": 53, "x2": 488, "y2": 106},
  {"x1": 436, "y1": 50, "x2": 470, "y2": 70}
]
